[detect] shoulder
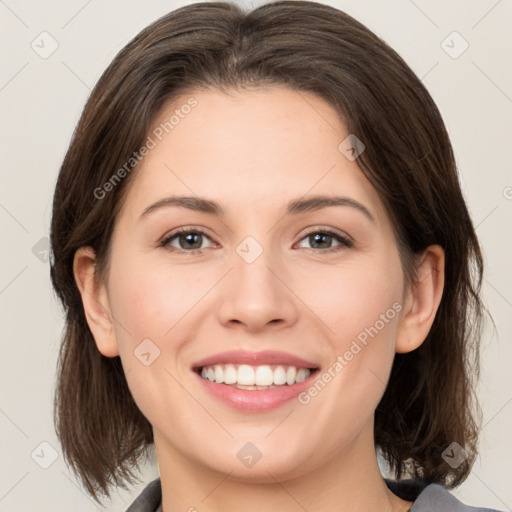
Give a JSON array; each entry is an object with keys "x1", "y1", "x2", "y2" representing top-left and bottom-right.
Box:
[
  {"x1": 386, "y1": 479, "x2": 505, "y2": 512},
  {"x1": 126, "y1": 477, "x2": 505, "y2": 512},
  {"x1": 411, "y1": 483, "x2": 505, "y2": 512},
  {"x1": 125, "y1": 478, "x2": 162, "y2": 512}
]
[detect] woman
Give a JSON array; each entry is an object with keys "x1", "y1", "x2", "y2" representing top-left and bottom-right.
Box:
[{"x1": 49, "y1": 1, "x2": 501, "y2": 511}]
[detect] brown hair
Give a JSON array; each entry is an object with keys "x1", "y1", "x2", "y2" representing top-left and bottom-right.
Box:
[{"x1": 50, "y1": 0, "x2": 484, "y2": 503}]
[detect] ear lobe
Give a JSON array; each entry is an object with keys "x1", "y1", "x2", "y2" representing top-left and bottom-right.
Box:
[
  {"x1": 73, "y1": 246, "x2": 119, "y2": 358},
  {"x1": 395, "y1": 245, "x2": 445, "y2": 354}
]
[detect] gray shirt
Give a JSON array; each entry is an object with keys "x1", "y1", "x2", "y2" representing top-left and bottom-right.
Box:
[{"x1": 125, "y1": 478, "x2": 504, "y2": 512}]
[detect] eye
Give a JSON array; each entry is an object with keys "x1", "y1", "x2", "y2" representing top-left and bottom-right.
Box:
[
  {"x1": 159, "y1": 227, "x2": 353, "y2": 254},
  {"x1": 160, "y1": 227, "x2": 215, "y2": 253},
  {"x1": 295, "y1": 228, "x2": 353, "y2": 253}
]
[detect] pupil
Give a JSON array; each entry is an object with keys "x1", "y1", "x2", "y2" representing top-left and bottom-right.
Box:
[
  {"x1": 182, "y1": 233, "x2": 201, "y2": 249},
  {"x1": 312, "y1": 233, "x2": 330, "y2": 248},
  {"x1": 178, "y1": 233, "x2": 332, "y2": 250}
]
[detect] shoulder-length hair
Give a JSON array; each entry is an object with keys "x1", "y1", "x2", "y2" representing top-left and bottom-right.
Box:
[{"x1": 50, "y1": 0, "x2": 484, "y2": 503}]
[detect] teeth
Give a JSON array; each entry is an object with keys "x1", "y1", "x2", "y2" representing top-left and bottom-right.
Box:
[
  {"x1": 255, "y1": 365, "x2": 274, "y2": 386},
  {"x1": 199, "y1": 364, "x2": 312, "y2": 387},
  {"x1": 273, "y1": 365, "x2": 287, "y2": 385},
  {"x1": 238, "y1": 364, "x2": 255, "y2": 385},
  {"x1": 286, "y1": 366, "x2": 297, "y2": 385},
  {"x1": 296, "y1": 368, "x2": 309, "y2": 383},
  {"x1": 214, "y1": 365, "x2": 223, "y2": 383}
]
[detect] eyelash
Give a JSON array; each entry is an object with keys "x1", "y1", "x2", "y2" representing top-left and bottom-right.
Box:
[{"x1": 159, "y1": 226, "x2": 354, "y2": 255}]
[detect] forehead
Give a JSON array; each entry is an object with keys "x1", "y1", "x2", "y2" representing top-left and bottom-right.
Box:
[{"x1": 120, "y1": 86, "x2": 388, "y2": 226}]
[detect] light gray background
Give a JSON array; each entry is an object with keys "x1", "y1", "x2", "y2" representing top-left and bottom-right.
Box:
[{"x1": 0, "y1": 0, "x2": 511, "y2": 510}]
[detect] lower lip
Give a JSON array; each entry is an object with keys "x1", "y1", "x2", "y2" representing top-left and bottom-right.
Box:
[{"x1": 193, "y1": 370, "x2": 318, "y2": 412}]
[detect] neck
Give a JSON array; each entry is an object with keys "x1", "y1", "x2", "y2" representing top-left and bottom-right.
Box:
[{"x1": 154, "y1": 422, "x2": 412, "y2": 512}]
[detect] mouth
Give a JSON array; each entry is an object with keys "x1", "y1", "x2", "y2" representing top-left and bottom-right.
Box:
[
  {"x1": 191, "y1": 350, "x2": 321, "y2": 411},
  {"x1": 193, "y1": 363, "x2": 320, "y2": 390}
]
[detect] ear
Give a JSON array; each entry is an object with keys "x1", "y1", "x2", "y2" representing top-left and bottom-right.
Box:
[
  {"x1": 395, "y1": 245, "x2": 445, "y2": 354},
  {"x1": 73, "y1": 246, "x2": 119, "y2": 357}
]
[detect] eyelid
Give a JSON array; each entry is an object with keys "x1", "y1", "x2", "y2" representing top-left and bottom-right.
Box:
[
  {"x1": 298, "y1": 225, "x2": 354, "y2": 244},
  {"x1": 159, "y1": 225, "x2": 217, "y2": 249},
  {"x1": 295, "y1": 226, "x2": 354, "y2": 251},
  {"x1": 159, "y1": 225, "x2": 354, "y2": 253}
]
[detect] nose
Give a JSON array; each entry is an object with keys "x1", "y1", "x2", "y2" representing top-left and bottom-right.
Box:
[{"x1": 216, "y1": 244, "x2": 299, "y2": 334}]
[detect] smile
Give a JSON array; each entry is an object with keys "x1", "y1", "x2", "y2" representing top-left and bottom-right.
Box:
[
  {"x1": 197, "y1": 364, "x2": 314, "y2": 389},
  {"x1": 191, "y1": 350, "x2": 321, "y2": 412}
]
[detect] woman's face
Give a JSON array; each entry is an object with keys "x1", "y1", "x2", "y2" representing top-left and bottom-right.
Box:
[{"x1": 99, "y1": 86, "x2": 410, "y2": 480}]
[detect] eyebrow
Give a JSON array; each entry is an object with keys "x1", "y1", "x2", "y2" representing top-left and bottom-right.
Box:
[{"x1": 140, "y1": 195, "x2": 375, "y2": 222}]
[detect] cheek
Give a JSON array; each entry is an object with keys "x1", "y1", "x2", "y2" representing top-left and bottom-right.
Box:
[
  {"x1": 108, "y1": 257, "x2": 206, "y2": 347},
  {"x1": 311, "y1": 254, "x2": 403, "y2": 348},
  {"x1": 105, "y1": 256, "x2": 217, "y2": 412},
  {"x1": 300, "y1": 255, "x2": 403, "y2": 413},
  {"x1": 105, "y1": 259, "x2": 197, "y2": 428}
]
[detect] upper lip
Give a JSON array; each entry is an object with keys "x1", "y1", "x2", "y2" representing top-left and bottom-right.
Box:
[{"x1": 192, "y1": 350, "x2": 320, "y2": 370}]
